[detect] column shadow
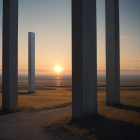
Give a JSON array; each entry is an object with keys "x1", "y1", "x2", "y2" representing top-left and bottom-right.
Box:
[
  {"x1": 0, "y1": 111, "x2": 15, "y2": 116},
  {"x1": 18, "y1": 91, "x2": 35, "y2": 95},
  {"x1": 69, "y1": 114, "x2": 140, "y2": 140},
  {"x1": 114, "y1": 104, "x2": 140, "y2": 113}
]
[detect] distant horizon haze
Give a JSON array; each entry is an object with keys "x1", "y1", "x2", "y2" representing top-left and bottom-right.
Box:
[
  {"x1": 0, "y1": 73, "x2": 139, "y2": 87},
  {"x1": 0, "y1": 70, "x2": 139, "y2": 76}
]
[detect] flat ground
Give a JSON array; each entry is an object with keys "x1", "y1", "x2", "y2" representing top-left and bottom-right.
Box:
[
  {"x1": 0, "y1": 105, "x2": 81, "y2": 140},
  {"x1": 44, "y1": 88, "x2": 140, "y2": 140},
  {"x1": 0, "y1": 86, "x2": 140, "y2": 139}
]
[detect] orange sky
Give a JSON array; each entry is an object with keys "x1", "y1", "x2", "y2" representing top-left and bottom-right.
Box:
[{"x1": 0, "y1": 0, "x2": 139, "y2": 75}]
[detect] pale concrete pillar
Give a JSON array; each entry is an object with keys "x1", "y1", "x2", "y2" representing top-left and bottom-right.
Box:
[
  {"x1": 72, "y1": 0, "x2": 97, "y2": 120},
  {"x1": 105, "y1": 0, "x2": 120, "y2": 105},
  {"x1": 2, "y1": 0, "x2": 18, "y2": 111},
  {"x1": 28, "y1": 32, "x2": 35, "y2": 93}
]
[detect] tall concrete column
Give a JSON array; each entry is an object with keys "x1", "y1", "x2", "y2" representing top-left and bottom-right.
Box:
[
  {"x1": 72, "y1": 0, "x2": 97, "y2": 120},
  {"x1": 105, "y1": 0, "x2": 120, "y2": 105},
  {"x1": 2, "y1": 0, "x2": 18, "y2": 111},
  {"x1": 28, "y1": 32, "x2": 35, "y2": 93}
]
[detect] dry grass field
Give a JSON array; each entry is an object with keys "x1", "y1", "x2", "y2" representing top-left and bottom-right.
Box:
[
  {"x1": 0, "y1": 75, "x2": 140, "y2": 139},
  {"x1": 0, "y1": 75, "x2": 72, "y2": 111},
  {"x1": 0, "y1": 86, "x2": 72, "y2": 111},
  {"x1": 0, "y1": 86, "x2": 140, "y2": 139},
  {"x1": 18, "y1": 87, "x2": 72, "y2": 111},
  {"x1": 45, "y1": 88, "x2": 140, "y2": 140}
]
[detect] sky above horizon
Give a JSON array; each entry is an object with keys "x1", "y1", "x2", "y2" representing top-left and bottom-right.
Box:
[{"x1": 0, "y1": 0, "x2": 139, "y2": 75}]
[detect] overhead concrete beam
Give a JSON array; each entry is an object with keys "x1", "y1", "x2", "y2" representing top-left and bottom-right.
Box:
[
  {"x1": 105, "y1": 0, "x2": 120, "y2": 105},
  {"x1": 72, "y1": 0, "x2": 97, "y2": 120},
  {"x1": 28, "y1": 32, "x2": 35, "y2": 93},
  {"x1": 2, "y1": 0, "x2": 18, "y2": 111}
]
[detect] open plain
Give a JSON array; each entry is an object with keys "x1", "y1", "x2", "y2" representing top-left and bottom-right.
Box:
[{"x1": 0, "y1": 75, "x2": 140, "y2": 140}]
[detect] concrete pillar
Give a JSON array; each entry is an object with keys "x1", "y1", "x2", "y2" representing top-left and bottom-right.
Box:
[
  {"x1": 28, "y1": 32, "x2": 35, "y2": 93},
  {"x1": 105, "y1": 0, "x2": 120, "y2": 105},
  {"x1": 2, "y1": 0, "x2": 18, "y2": 111},
  {"x1": 72, "y1": 0, "x2": 97, "y2": 120}
]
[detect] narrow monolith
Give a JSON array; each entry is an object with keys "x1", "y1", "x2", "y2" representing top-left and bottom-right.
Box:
[
  {"x1": 2, "y1": 0, "x2": 18, "y2": 111},
  {"x1": 28, "y1": 32, "x2": 35, "y2": 93},
  {"x1": 72, "y1": 0, "x2": 97, "y2": 120},
  {"x1": 105, "y1": 0, "x2": 120, "y2": 105}
]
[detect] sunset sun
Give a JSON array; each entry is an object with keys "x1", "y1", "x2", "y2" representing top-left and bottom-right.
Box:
[{"x1": 55, "y1": 66, "x2": 62, "y2": 72}]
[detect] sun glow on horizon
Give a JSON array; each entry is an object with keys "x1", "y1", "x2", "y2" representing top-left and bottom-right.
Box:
[{"x1": 55, "y1": 66, "x2": 62, "y2": 72}]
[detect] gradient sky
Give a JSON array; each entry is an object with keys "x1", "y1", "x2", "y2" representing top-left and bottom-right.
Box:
[{"x1": 0, "y1": 0, "x2": 139, "y2": 75}]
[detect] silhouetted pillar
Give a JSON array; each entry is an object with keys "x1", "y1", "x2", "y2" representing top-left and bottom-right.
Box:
[
  {"x1": 72, "y1": 0, "x2": 97, "y2": 120},
  {"x1": 105, "y1": 0, "x2": 120, "y2": 105},
  {"x1": 28, "y1": 32, "x2": 35, "y2": 93},
  {"x1": 2, "y1": 0, "x2": 18, "y2": 111}
]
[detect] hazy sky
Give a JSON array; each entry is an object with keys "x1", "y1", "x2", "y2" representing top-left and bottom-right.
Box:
[{"x1": 0, "y1": 0, "x2": 139, "y2": 75}]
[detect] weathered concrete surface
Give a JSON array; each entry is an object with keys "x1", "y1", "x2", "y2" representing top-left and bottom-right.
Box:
[
  {"x1": 28, "y1": 32, "x2": 35, "y2": 93},
  {"x1": 2, "y1": 0, "x2": 18, "y2": 111},
  {"x1": 72, "y1": 0, "x2": 97, "y2": 120},
  {"x1": 105, "y1": 0, "x2": 120, "y2": 105}
]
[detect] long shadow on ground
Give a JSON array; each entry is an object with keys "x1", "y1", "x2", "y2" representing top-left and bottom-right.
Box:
[
  {"x1": 18, "y1": 92, "x2": 35, "y2": 95},
  {"x1": 0, "y1": 110, "x2": 16, "y2": 116},
  {"x1": 69, "y1": 114, "x2": 140, "y2": 140},
  {"x1": 114, "y1": 104, "x2": 140, "y2": 113}
]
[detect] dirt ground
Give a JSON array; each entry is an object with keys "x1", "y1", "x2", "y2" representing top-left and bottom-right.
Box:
[
  {"x1": 0, "y1": 76, "x2": 140, "y2": 140},
  {"x1": 0, "y1": 105, "x2": 84, "y2": 140},
  {"x1": 0, "y1": 87, "x2": 140, "y2": 140}
]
